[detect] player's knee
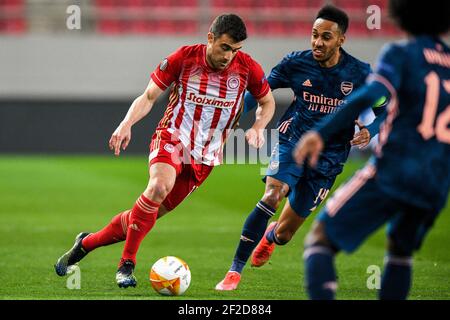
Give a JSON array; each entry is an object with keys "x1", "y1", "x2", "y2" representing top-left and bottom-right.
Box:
[
  {"x1": 262, "y1": 189, "x2": 283, "y2": 209},
  {"x1": 304, "y1": 221, "x2": 329, "y2": 248},
  {"x1": 387, "y1": 237, "x2": 413, "y2": 257},
  {"x1": 145, "y1": 179, "x2": 172, "y2": 202}
]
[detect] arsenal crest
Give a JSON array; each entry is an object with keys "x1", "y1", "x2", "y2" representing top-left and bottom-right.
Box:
[{"x1": 341, "y1": 81, "x2": 353, "y2": 96}]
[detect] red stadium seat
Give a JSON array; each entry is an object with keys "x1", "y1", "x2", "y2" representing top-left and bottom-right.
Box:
[
  {"x1": 2, "y1": 0, "x2": 23, "y2": 5},
  {"x1": 369, "y1": 0, "x2": 388, "y2": 8},
  {"x1": 96, "y1": 20, "x2": 123, "y2": 34},
  {"x1": 291, "y1": 21, "x2": 313, "y2": 35},
  {"x1": 288, "y1": 0, "x2": 315, "y2": 8},
  {"x1": 92, "y1": 0, "x2": 401, "y2": 36},
  {"x1": 210, "y1": 0, "x2": 226, "y2": 7},
  {"x1": 95, "y1": 0, "x2": 116, "y2": 7},
  {"x1": 333, "y1": 0, "x2": 367, "y2": 9},
  {"x1": 0, "y1": 0, "x2": 26, "y2": 34},
  {"x1": 3, "y1": 19, "x2": 25, "y2": 33},
  {"x1": 181, "y1": 0, "x2": 198, "y2": 6}
]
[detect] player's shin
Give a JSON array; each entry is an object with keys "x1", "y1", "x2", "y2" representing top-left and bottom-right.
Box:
[
  {"x1": 230, "y1": 201, "x2": 275, "y2": 273},
  {"x1": 379, "y1": 255, "x2": 412, "y2": 300},
  {"x1": 304, "y1": 244, "x2": 337, "y2": 300},
  {"x1": 121, "y1": 194, "x2": 159, "y2": 265},
  {"x1": 81, "y1": 210, "x2": 131, "y2": 252}
]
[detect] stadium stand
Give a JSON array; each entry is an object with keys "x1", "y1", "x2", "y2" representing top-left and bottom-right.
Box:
[{"x1": 0, "y1": 0, "x2": 401, "y2": 36}]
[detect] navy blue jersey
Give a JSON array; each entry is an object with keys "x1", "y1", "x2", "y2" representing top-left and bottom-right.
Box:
[
  {"x1": 267, "y1": 49, "x2": 382, "y2": 176},
  {"x1": 371, "y1": 36, "x2": 450, "y2": 211}
]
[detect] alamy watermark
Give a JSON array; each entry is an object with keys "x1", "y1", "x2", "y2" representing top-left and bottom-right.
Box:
[
  {"x1": 66, "y1": 5, "x2": 81, "y2": 30},
  {"x1": 366, "y1": 265, "x2": 381, "y2": 290},
  {"x1": 66, "y1": 265, "x2": 81, "y2": 290},
  {"x1": 366, "y1": 5, "x2": 382, "y2": 30},
  {"x1": 149, "y1": 127, "x2": 280, "y2": 175}
]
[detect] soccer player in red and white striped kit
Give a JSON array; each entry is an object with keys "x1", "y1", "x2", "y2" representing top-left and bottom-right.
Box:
[{"x1": 54, "y1": 14, "x2": 276, "y2": 288}]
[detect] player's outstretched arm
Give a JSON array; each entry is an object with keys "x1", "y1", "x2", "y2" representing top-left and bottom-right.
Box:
[
  {"x1": 317, "y1": 82, "x2": 389, "y2": 143},
  {"x1": 245, "y1": 91, "x2": 276, "y2": 148},
  {"x1": 109, "y1": 80, "x2": 164, "y2": 156},
  {"x1": 294, "y1": 81, "x2": 390, "y2": 166}
]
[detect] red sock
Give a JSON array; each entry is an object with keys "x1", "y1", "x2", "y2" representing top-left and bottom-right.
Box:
[
  {"x1": 81, "y1": 210, "x2": 132, "y2": 252},
  {"x1": 121, "y1": 194, "x2": 159, "y2": 266}
]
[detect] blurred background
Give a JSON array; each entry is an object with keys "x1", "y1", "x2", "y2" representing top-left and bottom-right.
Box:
[{"x1": 0, "y1": 0, "x2": 408, "y2": 154}]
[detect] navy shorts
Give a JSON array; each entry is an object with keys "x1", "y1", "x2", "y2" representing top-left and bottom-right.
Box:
[
  {"x1": 317, "y1": 163, "x2": 439, "y2": 254},
  {"x1": 265, "y1": 142, "x2": 337, "y2": 218}
]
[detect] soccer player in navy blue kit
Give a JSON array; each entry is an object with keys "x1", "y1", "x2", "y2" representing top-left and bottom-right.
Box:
[
  {"x1": 295, "y1": 0, "x2": 450, "y2": 300},
  {"x1": 216, "y1": 5, "x2": 387, "y2": 291}
]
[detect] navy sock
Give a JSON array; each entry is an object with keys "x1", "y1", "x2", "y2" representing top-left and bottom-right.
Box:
[
  {"x1": 266, "y1": 223, "x2": 286, "y2": 245},
  {"x1": 379, "y1": 255, "x2": 412, "y2": 300},
  {"x1": 230, "y1": 201, "x2": 275, "y2": 273},
  {"x1": 304, "y1": 245, "x2": 337, "y2": 300}
]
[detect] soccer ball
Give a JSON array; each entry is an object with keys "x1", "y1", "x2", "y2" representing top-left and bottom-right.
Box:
[{"x1": 149, "y1": 256, "x2": 191, "y2": 296}]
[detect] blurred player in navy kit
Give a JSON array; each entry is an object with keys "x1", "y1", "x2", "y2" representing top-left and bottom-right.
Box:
[
  {"x1": 216, "y1": 5, "x2": 387, "y2": 291},
  {"x1": 295, "y1": 0, "x2": 450, "y2": 300}
]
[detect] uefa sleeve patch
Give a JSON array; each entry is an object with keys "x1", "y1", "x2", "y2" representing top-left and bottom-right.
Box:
[
  {"x1": 261, "y1": 75, "x2": 267, "y2": 84},
  {"x1": 160, "y1": 58, "x2": 168, "y2": 71}
]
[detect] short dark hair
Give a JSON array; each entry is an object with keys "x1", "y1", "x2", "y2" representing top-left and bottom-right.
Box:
[
  {"x1": 209, "y1": 14, "x2": 248, "y2": 42},
  {"x1": 316, "y1": 5, "x2": 349, "y2": 34},
  {"x1": 389, "y1": 0, "x2": 450, "y2": 36}
]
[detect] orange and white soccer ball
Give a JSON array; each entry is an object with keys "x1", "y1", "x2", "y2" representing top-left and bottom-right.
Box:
[{"x1": 149, "y1": 256, "x2": 191, "y2": 296}]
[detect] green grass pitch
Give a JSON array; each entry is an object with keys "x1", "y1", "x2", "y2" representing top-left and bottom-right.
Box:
[{"x1": 0, "y1": 155, "x2": 449, "y2": 300}]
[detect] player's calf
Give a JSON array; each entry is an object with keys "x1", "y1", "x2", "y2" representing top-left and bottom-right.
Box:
[
  {"x1": 251, "y1": 208, "x2": 304, "y2": 267},
  {"x1": 303, "y1": 221, "x2": 339, "y2": 300},
  {"x1": 251, "y1": 221, "x2": 293, "y2": 268},
  {"x1": 274, "y1": 200, "x2": 307, "y2": 245},
  {"x1": 268, "y1": 222, "x2": 297, "y2": 245}
]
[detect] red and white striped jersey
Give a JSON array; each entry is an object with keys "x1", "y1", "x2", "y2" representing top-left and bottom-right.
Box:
[{"x1": 150, "y1": 44, "x2": 270, "y2": 166}]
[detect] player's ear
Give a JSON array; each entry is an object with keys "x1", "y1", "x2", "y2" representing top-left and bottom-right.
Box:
[
  {"x1": 338, "y1": 33, "x2": 346, "y2": 47},
  {"x1": 207, "y1": 32, "x2": 215, "y2": 44}
]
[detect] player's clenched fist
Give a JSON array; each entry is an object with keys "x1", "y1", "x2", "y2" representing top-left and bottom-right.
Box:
[
  {"x1": 245, "y1": 127, "x2": 265, "y2": 149},
  {"x1": 109, "y1": 123, "x2": 132, "y2": 156},
  {"x1": 350, "y1": 120, "x2": 371, "y2": 148}
]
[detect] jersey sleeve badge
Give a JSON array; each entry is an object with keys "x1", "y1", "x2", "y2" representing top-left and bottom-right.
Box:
[{"x1": 159, "y1": 58, "x2": 168, "y2": 71}]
